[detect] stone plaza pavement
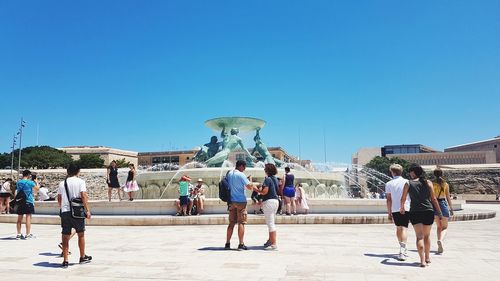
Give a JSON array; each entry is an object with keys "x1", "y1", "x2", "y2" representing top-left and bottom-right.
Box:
[{"x1": 0, "y1": 204, "x2": 499, "y2": 281}]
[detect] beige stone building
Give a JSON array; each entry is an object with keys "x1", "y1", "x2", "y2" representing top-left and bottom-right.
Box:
[
  {"x1": 352, "y1": 147, "x2": 383, "y2": 166},
  {"x1": 138, "y1": 146, "x2": 304, "y2": 167},
  {"x1": 138, "y1": 150, "x2": 198, "y2": 167},
  {"x1": 60, "y1": 146, "x2": 138, "y2": 166},
  {"x1": 390, "y1": 151, "x2": 496, "y2": 165},
  {"x1": 445, "y1": 136, "x2": 500, "y2": 163},
  {"x1": 352, "y1": 140, "x2": 498, "y2": 166}
]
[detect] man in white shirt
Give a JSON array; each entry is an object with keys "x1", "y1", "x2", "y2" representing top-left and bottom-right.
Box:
[
  {"x1": 385, "y1": 164, "x2": 410, "y2": 261},
  {"x1": 57, "y1": 164, "x2": 92, "y2": 268},
  {"x1": 38, "y1": 187, "x2": 55, "y2": 201}
]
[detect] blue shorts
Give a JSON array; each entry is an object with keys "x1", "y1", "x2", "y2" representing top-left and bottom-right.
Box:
[
  {"x1": 435, "y1": 199, "x2": 450, "y2": 218},
  {"x1": 283, "y1": 186, "x2": 295, "y2": 198},
  {"x1": 179, "y1": 196, "x2": 190, "y2": 206}
]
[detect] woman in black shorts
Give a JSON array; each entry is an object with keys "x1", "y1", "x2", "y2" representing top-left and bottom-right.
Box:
[{"x1": 400, "y1": 164, "x2": 442, "y2": 267}]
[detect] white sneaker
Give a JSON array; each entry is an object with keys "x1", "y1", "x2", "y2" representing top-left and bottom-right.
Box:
[
  {"x1": 24, "y1": 234, "x2": 35, "y2": 240},
  {"x1": 437, "y1": 240, "x2": 444, "y2": 254},
  {"x1": 264, "y1": 244, "x2": 278, "y2": 251},
  {"x1": 398, "y1": 252, "x2": 406, "y2": 261}
]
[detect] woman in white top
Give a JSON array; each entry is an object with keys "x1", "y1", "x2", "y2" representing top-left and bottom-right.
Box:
[
  {"x1": 0, "y1": 179, "x2": 13, "y2": 214},
  {"x1": 294, "y1": 183, "x2": 309, "y2": 214}
]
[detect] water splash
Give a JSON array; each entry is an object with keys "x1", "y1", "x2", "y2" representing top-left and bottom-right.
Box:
[{"x1": 158, "y1": 161, "x2": 205, "y2": 199}]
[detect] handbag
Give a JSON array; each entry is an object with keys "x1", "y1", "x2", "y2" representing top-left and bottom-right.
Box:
[{"x1": 64, "y1": 179, "x2": 87, "y2": 219}]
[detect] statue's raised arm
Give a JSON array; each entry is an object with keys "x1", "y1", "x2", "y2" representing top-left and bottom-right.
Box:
[{"x1": 221, "y1": 127, "x2": 227, "y2": 138}]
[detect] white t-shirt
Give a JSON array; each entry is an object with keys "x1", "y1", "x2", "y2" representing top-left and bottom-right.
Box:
[
  {"x1": 38, "y1": 187, "x2": 50, "y2": 201},
  {"x1": 0, "y1": 182, "x2": 11, "y2": 193},
  {"x1": 57, "y1": 177, "x2": 87, "y2": 213},
  {"x1": 385, "y1": 176, "x2": 410, "y2": 212}
]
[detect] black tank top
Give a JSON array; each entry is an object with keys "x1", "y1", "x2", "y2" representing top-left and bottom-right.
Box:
[
  {"x1": 126, "y1": 170, "x2": 134, "y2": 182},
  {"x1": 408, "y1": 179, "x2": 434, "y2": 212}
]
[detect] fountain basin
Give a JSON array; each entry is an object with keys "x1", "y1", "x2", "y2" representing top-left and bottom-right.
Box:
[
  {"x1": 136, "y1": 168, "x2": 346, "y2": 199},
  {"x1": 31, "y1": 199, "x2": 465, "y2": 216}
]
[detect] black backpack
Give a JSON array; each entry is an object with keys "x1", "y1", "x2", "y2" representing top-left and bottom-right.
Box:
[
  {"x1": 11, "y1": 190, "x2": 26, "y2": 213},
  {"x1": 218, "y1": 171, "x2": 232, "y2": 203}
]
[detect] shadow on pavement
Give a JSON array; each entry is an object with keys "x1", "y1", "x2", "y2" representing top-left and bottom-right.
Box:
[
  {"x1": 33, "y1": 262, "x2": 68, "y2": 268},
  {"x1": 0, "y1": 237, "x2": 18, "y2": 240},
  {"x1": 198, "y1": 246, "x2": 265, "y2": 251},
  {"x1": 39, "y1": 252, "x2": 61, "y2": 257},
  {"x1": 364, "y1": 253, "x2": 398, "y2": 259},
  {"x1": 198, "y1": 247, "x2": 228, "y2": 251},
  {"x1": 381, "y1": 259, "x2": 422, "y2": 267}
]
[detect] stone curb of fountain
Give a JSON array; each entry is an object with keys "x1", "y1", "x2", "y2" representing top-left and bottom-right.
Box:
[{"x1": 0, "y1": 209, "x2": 494, "y2": 226}]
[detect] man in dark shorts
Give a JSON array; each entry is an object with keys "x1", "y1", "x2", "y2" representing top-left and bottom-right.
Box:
[
  {"x1": 15, "y1": 170, "x2": 38, "y2": 239},
  {"x1": 57, "y1": 164, "x2": 92, "y2": 268},
  {"x1": 225, "y1": 160, "x2": 254, "y2": 250},
  {"x1": 385, "y1": 164, "x2": 410, "y2": 261}
]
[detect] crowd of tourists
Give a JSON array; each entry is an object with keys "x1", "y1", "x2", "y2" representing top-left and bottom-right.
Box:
[{"x1": 1, "y1": 160, "x2": 454, "y2": 268}]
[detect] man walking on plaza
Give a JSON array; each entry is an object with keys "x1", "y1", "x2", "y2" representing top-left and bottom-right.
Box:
[
  {"x1": 57, "y1": 164, "x2": 92, "y2": 268},
  {"x1": 225, "y1": 160, "x2": 254, "y2": 250},
  {"x1": 385, "y1": 164, "x2": 410, "y2": 261}
]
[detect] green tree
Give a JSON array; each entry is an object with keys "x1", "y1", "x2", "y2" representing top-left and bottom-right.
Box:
[
  {"x1": 12, "y1": 146, "x2": 73, "y2": 169},
  {"x1": 114, "y1": 158, "x2": 131, "y2": 168},
  {"x1": 365, "y1": 156, "x2": 412, "y2": 178},
  {"x1": 365, "y1": 156, "x2": 412, "y2": 192},
  {"x1": 0, "y1": 153, "x2": 11, "y2": 169},
  {"x1": 75, "y1": 154, "x2": 105, "y2": 169}
]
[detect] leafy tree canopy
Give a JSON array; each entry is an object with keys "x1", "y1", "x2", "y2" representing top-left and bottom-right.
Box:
[
  {"x1": 75, "y1": 154, "x2": 105, "y2": 169},
  {"x1": 114, "y1": 158, "x2": 131, "y2": 168},
  {"x1": 10, "y1": 146, "x2": 73, "y2": 169},
  {"x1": 365, "y1": 156, "x2": 412, "y2": 178}
]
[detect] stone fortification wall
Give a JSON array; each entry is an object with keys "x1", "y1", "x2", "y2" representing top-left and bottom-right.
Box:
[
  {"x1": 1, "y1": 167, "x2": 499, "y2": 200},
  {"x1": 438, "y1": 168, "x2": 500, "y2": 195},
  {"x1": 0, "y1": 169, "x2": 129, "y2": 200}
]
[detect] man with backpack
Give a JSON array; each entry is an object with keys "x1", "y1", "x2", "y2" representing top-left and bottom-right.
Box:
[
  {"x1": 15, "y1": 170, "x2": 38, "y2": 239},
  {"x1": 224, "y1": 160, "x2": 255, "y2": 250}
]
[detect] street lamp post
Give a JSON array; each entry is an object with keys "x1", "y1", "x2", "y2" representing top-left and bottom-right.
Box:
[
  {"x1": 10, "y1": 133, "x2": 17, "y2": 179},
  {"x1": 17, "y1": 118, "x2": 26, "y2": 177}
]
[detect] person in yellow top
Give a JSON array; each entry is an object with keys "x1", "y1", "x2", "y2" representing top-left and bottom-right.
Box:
[{"x1": 432, "y1": 168, "x2": 454, "y2": 254}]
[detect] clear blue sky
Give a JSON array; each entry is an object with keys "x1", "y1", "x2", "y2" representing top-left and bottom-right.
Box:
[{"x1": 1, "y1": 0, "x2": 499, "y2": 164}]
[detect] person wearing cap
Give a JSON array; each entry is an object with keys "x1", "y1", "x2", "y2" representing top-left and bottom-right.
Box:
[
  {"x1": 192, "y1": 179, "x2": 206, "y2": 215},
  {"x1": 178, "y1": 175, "x2": 193, "y2": 216}
]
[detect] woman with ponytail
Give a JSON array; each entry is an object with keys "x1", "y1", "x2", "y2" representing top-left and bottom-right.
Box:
[
  {"x1": 400, "y1": 164, "x2": 442, "y2": 267},
  {"x1": 432, "y1": 168, "x2": 453, "y2": 254}
]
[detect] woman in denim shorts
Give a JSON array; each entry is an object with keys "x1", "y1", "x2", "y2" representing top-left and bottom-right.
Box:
[{"x1": 432, "y1": 168, "x2": 454, "y2": 254}]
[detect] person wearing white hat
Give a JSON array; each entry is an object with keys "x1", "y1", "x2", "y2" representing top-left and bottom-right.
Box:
[{"x1": 193, "y1": 179, "x2": 206, "y2": 215}]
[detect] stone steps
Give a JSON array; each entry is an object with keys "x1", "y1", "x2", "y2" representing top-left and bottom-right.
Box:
[{"x1": 0, "y1": 209, "x2": 494, "y2": 226}]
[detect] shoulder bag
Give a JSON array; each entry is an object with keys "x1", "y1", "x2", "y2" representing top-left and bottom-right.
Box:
[{"x1": 64, "y1": 179, "x2": 87, "y2": 219}]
